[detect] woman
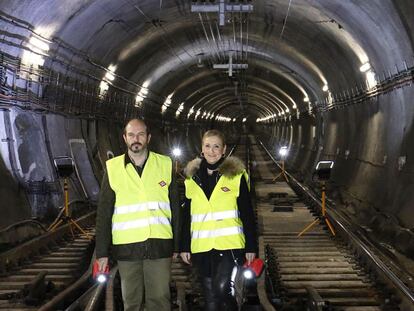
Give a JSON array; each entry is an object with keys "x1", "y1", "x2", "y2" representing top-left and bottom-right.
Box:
[{"x1": 180, "y1": 130, "x2": 257, "y2": 311}]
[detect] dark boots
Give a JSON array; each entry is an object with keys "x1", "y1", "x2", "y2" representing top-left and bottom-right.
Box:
[
  {"x1": 202, "y1": 276, "x2": 238, "y2": 311},
  {"x1": 202, "y1": 277, "x2": 219, "y2": 311}
]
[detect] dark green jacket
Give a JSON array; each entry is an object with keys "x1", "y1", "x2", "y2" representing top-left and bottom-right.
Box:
[{"x1": 95, "y1": 151, "x2": 181, "y2": 260}]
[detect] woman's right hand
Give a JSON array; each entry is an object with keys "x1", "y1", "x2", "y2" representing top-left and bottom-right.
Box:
[
  {"x1": 97, "y1": 257, "x2": 109, "y2": 272},
  {"x1": 180, "y1": 252, "x2": 191, "y2": 264}
]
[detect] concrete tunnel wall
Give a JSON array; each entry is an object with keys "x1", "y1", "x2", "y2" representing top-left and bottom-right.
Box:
[{"x1": 256, "y1": 83, "x2": 414, "y2": 256}]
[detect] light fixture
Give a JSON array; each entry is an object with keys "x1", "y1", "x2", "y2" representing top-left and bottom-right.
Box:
[
  {"x1": 162, "y1": 93, "x2": 174, "y2": 113},
  {"x1": 315, "y1": 160, "x2": 334, "y2": 181},
  {"x1": 172, "y1": 147, "x2": 182, "y2": 158},
  {"x1": 29, "y1": 36, "x2": 50, "y2": 52},
  {"x1": 195, "y1": 109, "x2": 201, "y2": 120},
  {"x1": 99, "y1": 81, "x2": 109, "y2": 97},
  {"x1": 322, "y1": 84, "x2": 329, "y2": 92},
  {"x1": 366, "y1": 70, "x2": 377, "y2": 89},
  {"x1": 105, "y1": 72, "x2": 115, "y2": 81},
  {"x1": 22, "y1": 36, "x2": 50, "y2": 67},
  {"x1": 135, "y1": 79, "x2": 151, "y2": 107},
  {"x1": 279, "y1": 146, "x2": 288, "y2": 157},
  {"x1": 105, "y1": 64, "x2": 117, "y2": 81},
  {"x1": 360, "y1": 62, "x2": 371, "y2": 73},
  {"x1": 176, "y1": 102, "x2": 185, "y2": 117}
]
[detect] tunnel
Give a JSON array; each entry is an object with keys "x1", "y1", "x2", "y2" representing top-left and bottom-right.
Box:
[{"x1": 0, "y1": 0, "x2": 413, "y2": 309}]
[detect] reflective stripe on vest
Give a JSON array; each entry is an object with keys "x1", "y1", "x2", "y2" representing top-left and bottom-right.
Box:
[
  {"x1": 112, "y1": 216, "x2": 172, "y2": 231},
  {"x1": 114, "y1": 201, "x2": 171, "y2": 215},
  {"x1": 191, "y1": 226, "x2": 244, "y2": 240},
  {"x1": 107, "y1": 152, "x2": 172, "y2": 245},
  {"x1": 191, "y1": 210, "x2": 239, "y2": 223},
  {"x1": 184, "y1": 171, "x2": 247, "y2": 253}
]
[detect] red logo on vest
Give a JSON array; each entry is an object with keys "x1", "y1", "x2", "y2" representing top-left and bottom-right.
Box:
[
  {"x1": 221, "y1": 187, "x2": 230, "y2": 192},
  {"x1": 159, "y1": 180, "x2": 167, "y2": 187}
]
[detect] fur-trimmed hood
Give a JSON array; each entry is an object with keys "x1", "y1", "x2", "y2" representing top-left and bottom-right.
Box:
[{"x1": 184, "y1": 156, "x2": 245, "y2": 178}]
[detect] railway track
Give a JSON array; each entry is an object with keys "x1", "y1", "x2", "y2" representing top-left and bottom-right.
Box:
[
  {"x1": 265, "y1": 232, "x2": 396, "y2": 310},
  {"x1": 0, "y1": 212, "x2": 95, "y2": 310},
  {"x1": 250, "y1": 136, "x2": 412, "y2": 310}
]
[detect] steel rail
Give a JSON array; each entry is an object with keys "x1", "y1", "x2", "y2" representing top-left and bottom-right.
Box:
[
  {"x1": 38, "y1": 250, "x2": 96, "y2": 311},
  {"x1": 0, "y1": 212, "x2": 95, "y2": 273},
  {"x1": 258, "y1": 236, "x2": 277, "y2": 311},
  {"x1": 63, "y1": 263, "x2": 118, "y2": 311},
  {"x1": 257, "y1": 138, "x2": 414, "y2": 306}
]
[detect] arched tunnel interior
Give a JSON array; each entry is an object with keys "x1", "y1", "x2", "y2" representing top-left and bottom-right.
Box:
[{"x1": 0, "y1": 0, "x2": 413, "y2": 280}]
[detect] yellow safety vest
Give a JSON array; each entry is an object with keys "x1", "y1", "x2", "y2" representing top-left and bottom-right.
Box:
[
  {"x1": 107, "y1": 152, "x2": 172, "y2": 245},
  {"x1": 185, "y1": 172, "x2": 247, "y2": 253}
]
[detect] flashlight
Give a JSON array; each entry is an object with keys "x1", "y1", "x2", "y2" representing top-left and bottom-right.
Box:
[
  {"x1": 242, "y1": 268, "x2": 254, "y2": 279},
  {"x1": 243, "y1": 258, "x2": 264, "y2": 278},
  {"x1": 93, "y1": 260, "x2": 109, "y2": 283}
]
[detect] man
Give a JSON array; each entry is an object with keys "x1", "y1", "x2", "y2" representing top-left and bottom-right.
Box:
[{"x1": 95, "y1": 118, "x2": 180, "y2": 311}]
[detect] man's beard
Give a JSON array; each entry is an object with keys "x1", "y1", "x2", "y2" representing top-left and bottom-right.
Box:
[{"x1": 129, "y1": 142, "x2": 143, "y2": 153}]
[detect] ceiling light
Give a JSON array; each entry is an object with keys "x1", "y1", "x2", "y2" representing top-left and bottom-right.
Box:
[
  {"x1": 366, "y1": 70, "x2": 377, "y2": 89},
  {"x1": 360, "y1": 62, "x2": 371, "y2": 73}
]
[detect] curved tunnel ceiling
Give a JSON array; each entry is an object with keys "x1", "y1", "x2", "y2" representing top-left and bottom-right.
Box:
[{"x1": 1, "y1": 0, "x2": 412, "y2": 123}]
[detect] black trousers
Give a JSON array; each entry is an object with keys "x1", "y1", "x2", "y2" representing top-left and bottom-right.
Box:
[{"x1": 193, "y1": 250, "x2": 244, "y2": 311}]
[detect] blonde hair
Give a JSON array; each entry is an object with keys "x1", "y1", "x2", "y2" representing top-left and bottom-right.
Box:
[{"x1": 202, "y1": 129, "x2": 226, "y2": 145}]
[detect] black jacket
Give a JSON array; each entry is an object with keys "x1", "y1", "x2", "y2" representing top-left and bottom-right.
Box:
[
  {"x1": 180, "y1": 157, "x2": 258, "y2": 254},
  {"x1": 95, "y1": 151, "x2": 180, "y2": 261}
]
